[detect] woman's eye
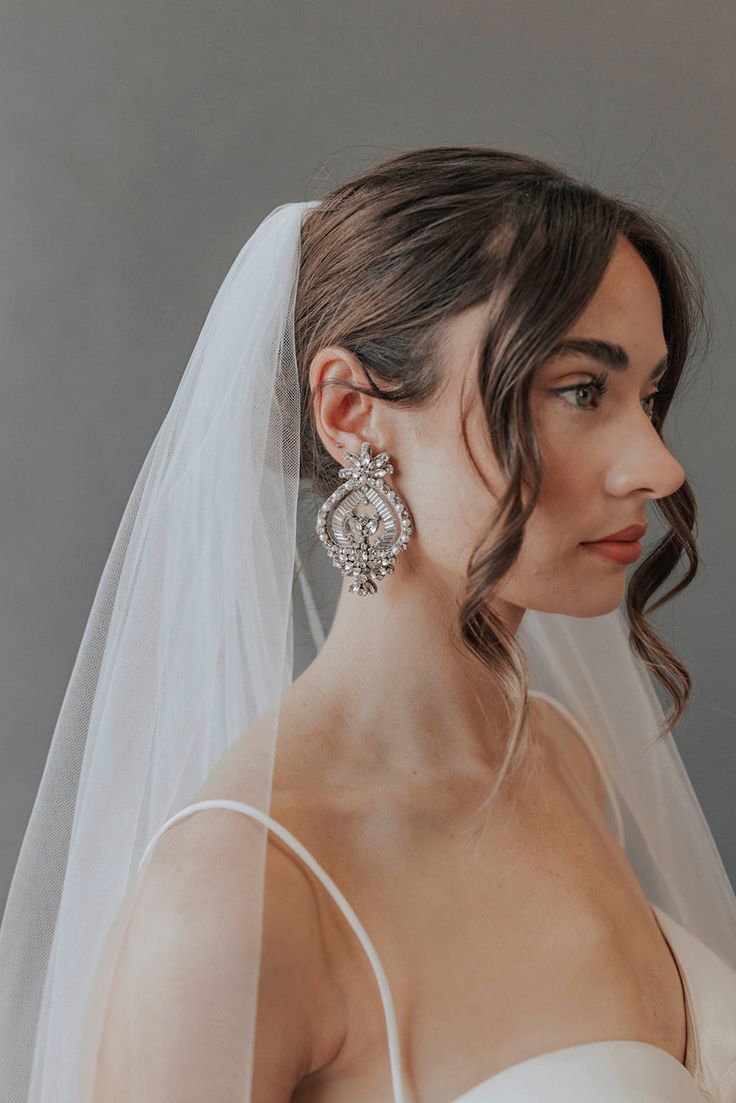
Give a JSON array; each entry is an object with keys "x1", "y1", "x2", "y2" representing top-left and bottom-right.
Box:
[
  {"x1": 553, "y1": 376, "x2": 665, "y2": 419},
  {"x1": 553, "y1": 378, "x2": 607, "y2": 411}
]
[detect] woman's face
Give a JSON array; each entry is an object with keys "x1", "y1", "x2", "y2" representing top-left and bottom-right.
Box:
[{"x1": 394, "y1": 234, "x2": 686, "y2": 619}]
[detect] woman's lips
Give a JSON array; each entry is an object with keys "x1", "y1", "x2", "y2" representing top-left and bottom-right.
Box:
[{"x1": 580, "y1": 539, "x2": 643, "y2": 565}]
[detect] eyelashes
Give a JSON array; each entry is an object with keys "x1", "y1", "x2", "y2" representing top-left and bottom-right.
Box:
[{"x1": 553, "y1": 371, "x2": 673, "y2": 416}]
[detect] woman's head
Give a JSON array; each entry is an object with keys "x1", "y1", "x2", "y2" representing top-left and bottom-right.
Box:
[{"x1": 294, "y1": 146, "x2": 706, "y2": 791}]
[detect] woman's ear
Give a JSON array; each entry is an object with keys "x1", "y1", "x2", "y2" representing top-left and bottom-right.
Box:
[{"x1": 309, "y1": 345, "x2": 385, "y2": 466}]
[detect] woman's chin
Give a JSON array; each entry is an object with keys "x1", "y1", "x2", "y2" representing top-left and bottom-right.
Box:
[{"x1": 532, "y1": 581, "x2": 626, "y2": 620}]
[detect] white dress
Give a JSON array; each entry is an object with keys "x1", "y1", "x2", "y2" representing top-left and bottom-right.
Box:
[{"x1": 141, "y1": 692, "x2": 736, "y2": 1103}]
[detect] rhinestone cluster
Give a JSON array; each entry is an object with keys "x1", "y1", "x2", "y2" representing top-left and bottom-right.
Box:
[{"x1": 315, "y1": 441, "x2": 414, "y2": 596}]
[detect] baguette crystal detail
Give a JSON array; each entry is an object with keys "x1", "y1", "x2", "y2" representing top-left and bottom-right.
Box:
[{"x1": 315, "y1": 441, "x2": 414, "y2": 596}]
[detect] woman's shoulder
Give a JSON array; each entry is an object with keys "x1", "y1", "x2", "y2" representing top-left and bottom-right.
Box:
[
  {"x1": 86, "y1": 782, "x2": 345, "y2": 1100},
  {"x1": 177, "y1": 782, "x2": 351, "y2": 1053}
]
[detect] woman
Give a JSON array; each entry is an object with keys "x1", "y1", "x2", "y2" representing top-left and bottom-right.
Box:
[{"x1": 2, "y1": 147, "x2": 735, "y2": 1102}]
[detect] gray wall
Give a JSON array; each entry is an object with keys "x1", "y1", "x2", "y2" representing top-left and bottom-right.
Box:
[{"x1": 1, "y1": 1, "x2": 734, "y2": 908}]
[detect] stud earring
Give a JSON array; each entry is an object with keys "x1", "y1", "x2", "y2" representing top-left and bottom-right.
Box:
[{"x1": 315, "y1": 441, "x2": 414, "y2": 596}]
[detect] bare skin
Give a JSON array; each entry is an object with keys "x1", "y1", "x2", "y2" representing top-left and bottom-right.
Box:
[
  {"x1": 253, "y1": 693, "x2": 688, "y2": 1103},
  {"x1": 195, "y1": 235, "x2": 689, "y2": 1101}
]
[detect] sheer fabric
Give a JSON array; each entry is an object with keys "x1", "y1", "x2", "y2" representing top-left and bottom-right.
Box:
[{"x1": 0, "y1": 200, "x2": 733, "y2": 1102}]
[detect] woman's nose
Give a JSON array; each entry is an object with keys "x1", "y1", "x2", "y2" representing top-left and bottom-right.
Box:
[{"x1": 605, "y1": 422, "x2": 686, "y2": 501}]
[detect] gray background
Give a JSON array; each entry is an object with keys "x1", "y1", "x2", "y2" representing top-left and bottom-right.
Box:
[{"x1": 1, "y1": 1, "x2": 734, "y2": 909}]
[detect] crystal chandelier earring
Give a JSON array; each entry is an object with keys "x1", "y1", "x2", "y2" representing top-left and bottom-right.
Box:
[{"x1": 316, "y1": 440, "x2": 414, "y2": 596}]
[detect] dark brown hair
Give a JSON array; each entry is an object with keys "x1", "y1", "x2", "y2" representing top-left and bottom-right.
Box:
[{"x1": 294, "y1": 145, "x2": 707, "y2": 813}]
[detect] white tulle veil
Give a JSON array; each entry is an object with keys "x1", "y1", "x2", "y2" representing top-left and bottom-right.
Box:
[{"x1": 0, "y1": 198, "x2": 734, "y2": 1101}]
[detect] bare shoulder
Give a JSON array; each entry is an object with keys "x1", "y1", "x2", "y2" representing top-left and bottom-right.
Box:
[
  {"x1": 84, "y1": 800, "x2": 344, "y2": 1102},
  {"x1": 530, "y1": 692, "x2": 610, "y2": 818}
]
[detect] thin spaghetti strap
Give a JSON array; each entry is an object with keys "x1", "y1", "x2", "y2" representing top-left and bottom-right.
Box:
[
  {"x1": 529, "y1": 690, "x2": 626, "y2": 848},
  {"x1": 137, "y1": 798, "x2": 407, "y2": 1103}
]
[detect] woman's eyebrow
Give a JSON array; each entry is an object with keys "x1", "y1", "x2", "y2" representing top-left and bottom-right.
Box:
[{"x1": 547, "y1": 338, "x2": 668, "y2": 381}]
